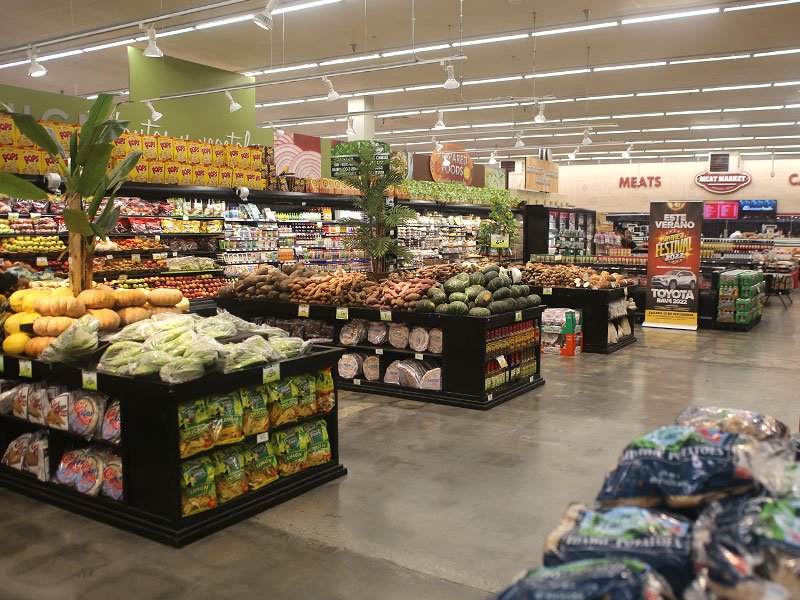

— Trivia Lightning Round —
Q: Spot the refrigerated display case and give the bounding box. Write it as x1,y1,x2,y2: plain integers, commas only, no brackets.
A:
523,206,596,260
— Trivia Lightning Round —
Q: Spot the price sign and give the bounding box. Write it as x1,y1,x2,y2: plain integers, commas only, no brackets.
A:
81,370,98,391
298,304,310,318
7,213,19,221
131,253,141,263
414,353,424,360
624,287,628,298
118,274,128,281
336,307,349,320
316,222,323,228
375,348,383,355
106,254,114,260
155,235,161,242
36,256,48,267
18,359,32,378
352,378,361,386
172,252,178,257
515,311,523,322
379,310,392,322
256,432,269,444
497,355,508,368
490,234,510,249
152,252,167,260
262,363,280,384
487,393,493,402
0,355,4,373
29,212,41,220
183,214,189,221
529,376,535,384
543,287,553,295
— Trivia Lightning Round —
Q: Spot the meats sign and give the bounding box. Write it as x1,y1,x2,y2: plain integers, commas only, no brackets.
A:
695,171,752,194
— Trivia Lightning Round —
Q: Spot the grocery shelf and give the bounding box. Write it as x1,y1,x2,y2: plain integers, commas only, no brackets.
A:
337,343,442,360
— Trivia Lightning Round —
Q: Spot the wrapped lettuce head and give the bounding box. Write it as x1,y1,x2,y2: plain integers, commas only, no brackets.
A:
40,315,100,363
150,313,198,330
160,357,206,384
107,318,159,343
195,316,238,340
97,341,143,375
219,335,279,374
215,310,288,338
270,337,312,359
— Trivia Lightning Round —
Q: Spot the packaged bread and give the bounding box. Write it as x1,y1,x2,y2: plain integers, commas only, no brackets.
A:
141,135,158,161
101,400,122,443
304,420,331,468
47,391,70,430
180,456,217,516
157,136,174,161
427,328,443,354
245,440,279,490
384,360,402,385
420,367,442,391
397,359,428,388
11,383,34,420
315,369,335,413
363,356,381,381
211,447,249,504
677,406,790,442
408,326,430,352
388,323,410,349
27,386,48,425
338,353,366,380
339,321,368,346
544,504,694,595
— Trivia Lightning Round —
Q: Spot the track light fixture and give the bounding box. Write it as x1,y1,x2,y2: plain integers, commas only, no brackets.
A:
271,122,285,137
622,144,633,159
145,100,163,122
142,26,163,58
253,0,280,30
515,132,525,148
534,103,547,124
581,129,593,145
225,91,242,113
27,47,47,78
322,76,340,101
567,146,580,161
442,62,459,90
442,154,451,167
489,152,498,165
346,117,355,136
433,138,443,152
434,110,446,130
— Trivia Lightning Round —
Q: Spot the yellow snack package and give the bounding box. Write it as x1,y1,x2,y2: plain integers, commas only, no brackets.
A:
44,153,59,174
233,169,246,188
250,147,264,169
239,147,252,170
0,149,21,173
245,170,261,190
225,145,241,169
141,135,158,162
165,162,181,185
126,133,143,156
178,165,194,186
205,167,220,187
157,136,174,162
200,142,213,167
0,115,14,147
212,144,226,167
218,167,234,188
174,139,188,163
187,141,202,165
148,161,166,184
51,123,76,152
19,150,42,175
13,123,34,148
192,166,208,187
130,162,149,183
112,133,128,159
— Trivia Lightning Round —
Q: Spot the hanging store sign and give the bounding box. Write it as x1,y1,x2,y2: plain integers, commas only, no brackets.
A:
644,201,703,332
525,157,559,193
430,144,474,186
694,171,752,194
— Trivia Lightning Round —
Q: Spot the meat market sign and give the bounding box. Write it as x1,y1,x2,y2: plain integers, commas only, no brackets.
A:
694,171,752,194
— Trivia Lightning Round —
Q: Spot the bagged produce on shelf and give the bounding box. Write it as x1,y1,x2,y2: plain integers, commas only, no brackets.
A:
101,452,123,501
304,420,331,468
267,378,300,427
337,352,367,379
219,335,280,373
271,336,311,359
130,350,174,376
142,325,196,355
21,431,49,481
98,341,143,374
68,390,107,438
178,399,215,459
491,558,675,600
0,384,20,416
676,406,790,442
245,440,279,490
2,432,33,470
180,456,218,516
39,314,100,363
101,400,122,443
207,392,244,446
160,357,206,384
315,369,335,413
183,336,224,367
273,426,309,476
211,447,249,504
618,317,632,338
544,504,694,594
195,315,238,339
240,387,270,436
339,320,368,346
367,322,389,345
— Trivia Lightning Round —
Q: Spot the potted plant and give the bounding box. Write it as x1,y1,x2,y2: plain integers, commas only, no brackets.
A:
338,143,417,277
0,94,141,292
477,193,521,260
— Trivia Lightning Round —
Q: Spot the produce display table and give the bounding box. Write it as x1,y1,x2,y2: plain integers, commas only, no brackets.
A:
0,346,346,547
527,287,636,354
218,299,546,410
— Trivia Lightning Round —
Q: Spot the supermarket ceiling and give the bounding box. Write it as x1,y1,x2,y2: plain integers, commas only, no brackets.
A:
2,0,800,163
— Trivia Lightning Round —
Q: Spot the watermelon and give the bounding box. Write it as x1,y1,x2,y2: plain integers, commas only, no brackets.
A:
449,301,469,315
444,276,469,294
469,307,491,318
416,299,436,313
435,303,450,314
492,287,512,301
510,285,523,298
449,292,468,303
528,294,542,306
487,277,506,292
469,272,485,286
489,301,505,315
465,285,485,301
475,291,493,307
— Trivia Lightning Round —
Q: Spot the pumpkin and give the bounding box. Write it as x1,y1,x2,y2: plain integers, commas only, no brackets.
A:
149,306,182,315
148,288,183,307
24,336,55,358
34,296,86,318
33,316,77,337
87,308,120,331
78,289,115,310
3,332,31,355
117,306,151,325
95,284,115,293
113,289,147,308
4,311,41,335
175,297,190,313
51,287,75,298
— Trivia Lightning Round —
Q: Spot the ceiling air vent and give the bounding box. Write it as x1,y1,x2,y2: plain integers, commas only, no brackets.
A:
708,152,740,173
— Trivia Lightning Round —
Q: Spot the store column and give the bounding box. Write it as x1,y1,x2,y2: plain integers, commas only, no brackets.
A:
347,97,375,141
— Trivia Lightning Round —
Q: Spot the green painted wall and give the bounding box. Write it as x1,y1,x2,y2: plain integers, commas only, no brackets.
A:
0,84,93,123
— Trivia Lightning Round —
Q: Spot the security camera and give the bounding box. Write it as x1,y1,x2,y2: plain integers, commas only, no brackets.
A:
43,172,62,192
235,186,250,200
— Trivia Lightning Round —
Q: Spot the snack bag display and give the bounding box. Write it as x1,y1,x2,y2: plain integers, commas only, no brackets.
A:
596,425,760,509
293,375,317,418
192,166,208,187
157,136,174,161
490,559,675,600
273,426,308,476
677,406,790,442
26,386,48,425
218,167,234,188
207,392,244,446
112,133,128,159
178,165,194,186
544,504,694,594
0,114,14,146
19,150,42,175
102,453,124,501
250,147,264,168
0,148,21,173
225,145,241,168
180,456,217,516
245,170,261,190
267,378,300,426
200,142,213,166
211,447,249,503
173,139,189,163
212,144,226,166
51,122,76,152
148,161,166,184
141,135,158,161
304,420,331,468
126,133,143,156
205,167,220,187
315,368,335,413
56,448,105,496
244,441,279,490
240,387,270,436
233,169,246,188
239,147,252,170
11,383,33,419
165,162,181,185
178,398,215,458
68,391,107,438
130,162,149,183
187,141,202,165
13,123,34,148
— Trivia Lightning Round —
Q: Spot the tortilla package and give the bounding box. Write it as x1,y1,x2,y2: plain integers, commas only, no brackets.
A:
55,448,105,496
544,504,694,594
68,391,107,438
244,441,279,490
177,398,215,458
207,392,244,446
491,558,676,600
694,496,800,599
273,426,309,476
211,447,249,504
180,456,218,516
596,425,761,509
240,386,270,436
21,431,49,482
100,400,122,443
2,433,33,470
677,406,790,442
101,452,123,501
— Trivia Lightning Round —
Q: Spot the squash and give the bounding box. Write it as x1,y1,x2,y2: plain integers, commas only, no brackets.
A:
33,316,76,337
34,296,86,318
77,289,115,310
51,287,75,298
113,289,147,308
87,308,121,331
148,288,183,307
117,306,151,325
94,284,115,293
24,336,56,358
149,306,182,315
4,311,41,335
3,332,31,355
175,297,190,313
9,289,38,313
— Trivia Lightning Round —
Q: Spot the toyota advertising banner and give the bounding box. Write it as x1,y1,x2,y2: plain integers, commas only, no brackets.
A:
644,202,703,331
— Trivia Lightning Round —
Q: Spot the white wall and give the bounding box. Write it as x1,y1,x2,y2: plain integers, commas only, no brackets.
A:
557,158,800,213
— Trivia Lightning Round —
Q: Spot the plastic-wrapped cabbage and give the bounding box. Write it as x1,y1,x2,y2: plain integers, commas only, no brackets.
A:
107,319,159,343
219,336,280,374
130,351,174,376
195,316,238,339
183,335,224,367
142,327,195,356
215,310,288,338
97,341,143,375
160,357,206,384
271,337,312,359
40,315,100,363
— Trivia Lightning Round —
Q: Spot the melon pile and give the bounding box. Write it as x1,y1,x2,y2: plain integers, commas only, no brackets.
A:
415,264,542,317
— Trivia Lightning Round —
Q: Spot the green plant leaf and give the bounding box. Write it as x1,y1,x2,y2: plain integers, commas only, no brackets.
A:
75,142,113,197
11,114,65,158
94,202,120,238
63,208,96,237
106,151,141,191
68,130,78,174
96,119,129,145
0,173,48,200
76,94,115,166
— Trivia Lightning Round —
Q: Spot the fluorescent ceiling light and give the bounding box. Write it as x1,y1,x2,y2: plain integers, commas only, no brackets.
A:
560,116,611,122
741,121,796,127
666,109,722,115
320,53,380,66
755,135,800,139
455,34,529,47
670,54,750,65
156,27,196,38
621,8,720,25
724,105,785,112
643,127,691,132
754,48,800,57
196,14,254,29
594,61,666,72
257,99,306,107
275,0,343,14
469,103,519,110
473,122,515,128
353,88,404,97
529,69,590,79
709,137,755,141
83,38,136,52
377,110,421,118
0,59,30,70
785,104,800,109
242,71,263,76
534,22,618,36
462,75,524,86
702,83,772,92
263,63,319,74
691,124,740,129
614,112,665,119
541,98,576,104
404,83,443,91
381,44,451,57
638,89,700,96
596,129,641,134
39,49,83,61
585,94,635,101
774,81,800,87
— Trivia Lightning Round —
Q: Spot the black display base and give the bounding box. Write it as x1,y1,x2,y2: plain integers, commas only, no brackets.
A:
339,376,545,410
586,335,637,354
714,316,762,332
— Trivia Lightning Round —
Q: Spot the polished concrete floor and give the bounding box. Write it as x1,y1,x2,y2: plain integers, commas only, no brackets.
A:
1,302,798,599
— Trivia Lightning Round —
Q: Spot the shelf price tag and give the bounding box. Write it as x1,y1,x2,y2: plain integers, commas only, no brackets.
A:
414,353,424,360
262,363,280,384
106,254,114,260
529,376,535,384
487,393,493,402
35,256,48,267
543,287,553,295
298,304,310,318
375,348,383,355
336,307,349,320
81,370,98,391
256,432,270,444
0,355,4,373
131,253,141,263
152,252,167,260
155,235,161,242
7,213,19,221
497,355,508,368
379,309,392,322
118,274,128,281
515,311,523,322
183,214,189,221
29,212,41,220
18,359,32,378
172,251,178,257
352,378,361,386
624,287,628,298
